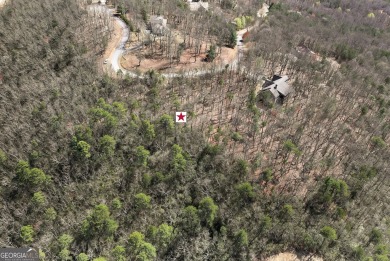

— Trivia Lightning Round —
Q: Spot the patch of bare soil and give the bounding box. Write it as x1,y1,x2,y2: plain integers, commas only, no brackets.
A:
121,41,237,73
264,252,323,261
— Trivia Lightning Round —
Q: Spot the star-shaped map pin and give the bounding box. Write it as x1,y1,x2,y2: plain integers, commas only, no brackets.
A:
176,112,187,122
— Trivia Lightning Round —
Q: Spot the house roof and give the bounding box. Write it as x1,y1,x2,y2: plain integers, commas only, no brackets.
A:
188,1,209,11
91,0,106,4
271,75,288,82
275,80,291,96
263,84,280,98
150,15,168,35
262,75,292,99
150,15,167,25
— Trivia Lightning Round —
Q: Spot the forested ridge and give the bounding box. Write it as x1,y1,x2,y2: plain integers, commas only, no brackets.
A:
0,0,389,261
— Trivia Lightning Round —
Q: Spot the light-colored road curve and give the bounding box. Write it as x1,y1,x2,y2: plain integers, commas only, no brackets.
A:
107,5,268,79
108,19,244,78
110,18,130,74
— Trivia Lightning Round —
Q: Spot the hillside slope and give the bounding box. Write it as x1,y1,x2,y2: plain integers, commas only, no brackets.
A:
0,0,389,260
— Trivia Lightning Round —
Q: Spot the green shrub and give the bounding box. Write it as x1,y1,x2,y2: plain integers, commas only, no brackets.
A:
284,139,302,156
76,140,91,159
236,182,255,202
81,204,118,238
134,193,151,210
335,44,358,61
281,204,295,221
112,245,125,261
269,3,285,12
320,177,350,204
140,120,156,141
374,244,388,255
206,45,217,62
31,191,46,206
58,234,74,249
89,99,126,129
20,225,34,243
112,198,122,210
234,229,248,248
262,168,273,182
374,255,389,261
44,207,57,221
16,161,51,187
142,173,152,187
159,114,175,133
181,206,201,235
76,253,89,261
39,249,46,260
231,132,244,142
199,197,218,227
320,226,337,241
0,149,7,165
93,258,107,261
59,249,71,261
128,231,156,261
227,27,237,48
371,136,386,148
370,228,383,244
136,146,150,167
336,207,347,220
149,223,174,249
234,17,243,30
234,159,249,178
172,144,186,171
99,135,116,156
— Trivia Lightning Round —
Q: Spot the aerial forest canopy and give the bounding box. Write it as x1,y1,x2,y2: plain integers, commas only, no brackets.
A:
0,0,389,260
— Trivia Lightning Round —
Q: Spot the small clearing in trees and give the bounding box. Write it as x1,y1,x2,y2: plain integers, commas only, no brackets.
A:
264,252,323,261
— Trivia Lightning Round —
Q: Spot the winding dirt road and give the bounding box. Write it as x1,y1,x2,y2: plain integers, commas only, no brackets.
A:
107,4,268,78
108,20,244,78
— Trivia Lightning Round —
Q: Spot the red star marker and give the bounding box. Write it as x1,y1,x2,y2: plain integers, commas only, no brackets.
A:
178,113,185,121
176,112,187,122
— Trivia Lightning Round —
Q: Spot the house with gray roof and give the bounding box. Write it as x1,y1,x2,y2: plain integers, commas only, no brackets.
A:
187,0,209,11
90,0,106,4
149,15,169,35
261,75,292,103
